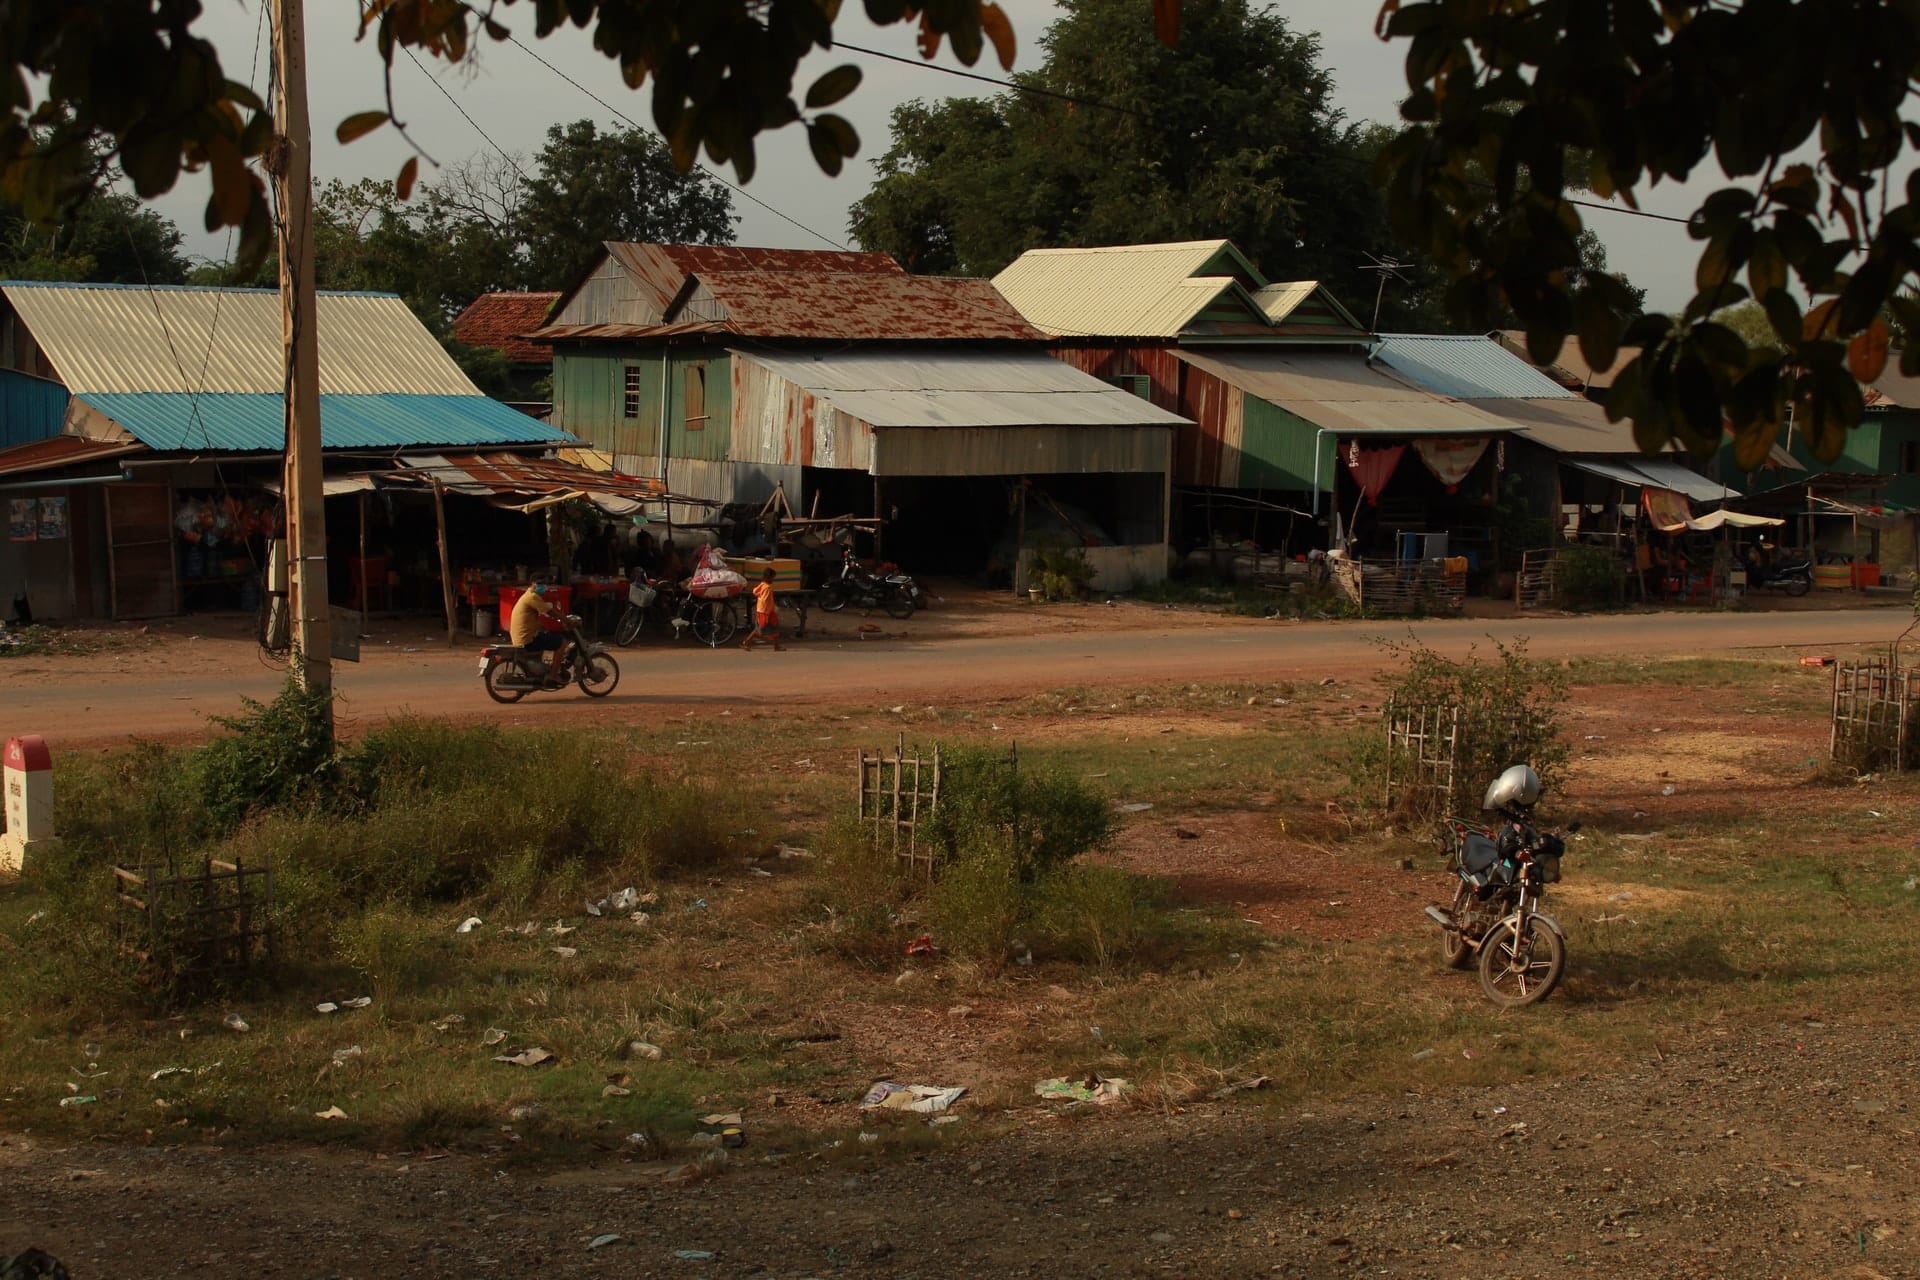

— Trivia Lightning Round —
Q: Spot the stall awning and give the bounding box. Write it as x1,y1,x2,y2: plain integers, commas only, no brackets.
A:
386,452,667,516
1568,457,1738,503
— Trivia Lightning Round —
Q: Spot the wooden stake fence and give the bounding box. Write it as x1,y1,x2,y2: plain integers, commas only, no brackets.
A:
113,858,276,973
857,736,942,874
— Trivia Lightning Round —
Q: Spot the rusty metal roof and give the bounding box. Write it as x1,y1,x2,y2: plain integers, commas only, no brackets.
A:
530,320,730,342
388,451,665,514
452,292,560,364
653,245,901,276
1173,348,1514,435
688,273,1041,341
0,433,146,478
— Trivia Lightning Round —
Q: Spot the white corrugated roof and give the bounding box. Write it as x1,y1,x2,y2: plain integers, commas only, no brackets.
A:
734,349,1191,430
1172,348,1514,435
992,242,1243,338
2,283,480,396
1249,282,1319,324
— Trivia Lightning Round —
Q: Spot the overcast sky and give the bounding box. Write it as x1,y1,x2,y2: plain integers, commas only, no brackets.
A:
154,0,1710,310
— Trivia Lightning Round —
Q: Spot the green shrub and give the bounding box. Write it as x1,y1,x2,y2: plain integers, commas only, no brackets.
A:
196,679,339,830
925,837,1024,969
1554,544,1627,610
922,744,1114,881
1029,539,1095,600
1365,638,1570,824
1029,863,1164,969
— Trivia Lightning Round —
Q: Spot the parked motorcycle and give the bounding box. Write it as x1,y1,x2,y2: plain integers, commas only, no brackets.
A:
818,548,917,619
480,614,620,703
1425,765,1579,1006
611,577,740,648
1743,546,1813,596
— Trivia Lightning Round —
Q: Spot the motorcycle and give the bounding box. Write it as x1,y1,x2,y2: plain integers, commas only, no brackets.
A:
818,548,917,619
1743,547,1813,596
1424,764,1580,1006
479,613,620,703
611,576,741,649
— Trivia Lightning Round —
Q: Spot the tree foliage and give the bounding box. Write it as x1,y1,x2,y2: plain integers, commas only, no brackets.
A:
1375,0,1920,465
0,190,189,284
852,0,1371,285
0,0,1018,274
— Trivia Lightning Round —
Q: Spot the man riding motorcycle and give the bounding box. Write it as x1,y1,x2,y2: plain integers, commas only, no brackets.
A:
510,580,570,687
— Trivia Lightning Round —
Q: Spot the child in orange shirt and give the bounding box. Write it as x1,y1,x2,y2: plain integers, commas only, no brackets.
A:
741,567,783,651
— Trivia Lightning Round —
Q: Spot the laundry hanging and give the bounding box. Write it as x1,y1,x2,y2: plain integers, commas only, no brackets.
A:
1412,438,1491,493
1344,441,1407,505
1641,487,1693,533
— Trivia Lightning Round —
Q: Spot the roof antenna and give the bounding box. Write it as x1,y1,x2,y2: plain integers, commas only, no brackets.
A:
1358,252,1410,334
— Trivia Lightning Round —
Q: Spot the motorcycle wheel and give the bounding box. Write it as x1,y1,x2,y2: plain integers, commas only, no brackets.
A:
817,582,850,613
1786,573,1811,598
613,605,645,647
1441,882,1474,970
580,652,619,697
483,658,527,704
1477,914,1565,1006
882,586,915,620
693,600,739,647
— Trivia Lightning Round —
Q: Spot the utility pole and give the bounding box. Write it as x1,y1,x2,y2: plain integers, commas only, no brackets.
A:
271,0,333,723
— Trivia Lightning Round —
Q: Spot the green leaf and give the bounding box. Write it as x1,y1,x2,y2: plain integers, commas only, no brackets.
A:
807,121,844,177
814,112,858,159
804,65,862,110
1573,287,1621,376
335,111,389,145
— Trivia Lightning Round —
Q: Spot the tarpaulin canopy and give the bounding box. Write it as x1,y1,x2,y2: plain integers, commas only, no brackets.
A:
1643,486,1785,533
1683,508,1785,532
1570,457,1738,503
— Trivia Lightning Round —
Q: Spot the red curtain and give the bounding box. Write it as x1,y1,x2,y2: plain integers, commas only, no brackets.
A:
1344,441,1406,505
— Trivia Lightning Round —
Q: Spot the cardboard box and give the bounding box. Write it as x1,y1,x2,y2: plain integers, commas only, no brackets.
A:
728,557,804,592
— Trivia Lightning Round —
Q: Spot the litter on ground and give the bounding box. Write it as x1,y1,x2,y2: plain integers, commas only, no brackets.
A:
859,1082,969,1114
1034,1075,1132,1106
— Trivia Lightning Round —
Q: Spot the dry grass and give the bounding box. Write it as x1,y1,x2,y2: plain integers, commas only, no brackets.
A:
0,658,1913,1159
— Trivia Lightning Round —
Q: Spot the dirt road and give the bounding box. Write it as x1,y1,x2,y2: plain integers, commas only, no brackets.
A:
2,1015,1911,1278
2,605,1906,748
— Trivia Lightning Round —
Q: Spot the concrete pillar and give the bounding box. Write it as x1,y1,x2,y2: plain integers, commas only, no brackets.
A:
2,735,53,873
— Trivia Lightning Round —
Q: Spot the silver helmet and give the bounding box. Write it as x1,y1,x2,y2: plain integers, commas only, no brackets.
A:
1483,764,1542,811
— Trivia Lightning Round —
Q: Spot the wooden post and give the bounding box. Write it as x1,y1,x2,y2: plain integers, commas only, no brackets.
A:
892,733,904,863
431,479,457,646
357,489,369,628
1014,480,1026,598
271,0,332,719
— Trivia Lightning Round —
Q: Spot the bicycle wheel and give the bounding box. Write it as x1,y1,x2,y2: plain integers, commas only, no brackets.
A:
613,605,645,647
692,600,739,647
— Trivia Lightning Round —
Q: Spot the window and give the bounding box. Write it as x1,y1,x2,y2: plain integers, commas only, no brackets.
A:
685,363,708,430
1106,373,1151,400
1902,440,1920,474
623,365,641,420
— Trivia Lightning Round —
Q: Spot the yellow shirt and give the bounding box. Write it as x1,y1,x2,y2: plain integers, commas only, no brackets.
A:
510,589,557,646
752,580,778,620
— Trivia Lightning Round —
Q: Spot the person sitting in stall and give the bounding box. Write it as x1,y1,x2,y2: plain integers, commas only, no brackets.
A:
632,528,660,577
511,578,570,686
659,539,684,582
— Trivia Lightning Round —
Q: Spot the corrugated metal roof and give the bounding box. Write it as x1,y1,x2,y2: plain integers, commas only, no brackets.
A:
1250,281,1365,332
686,272,1039,341
1459,395,1637,455
1372,334,1577,400
1570,457,1738,502
1,283,482,396
1171,349,1514,435
76,392,572,452
734,349,1190,430
0,433,146,478
993,242,1248,338
1866,367,1920,409
1494,330,1639,391
530,320,729,342
654,245,902,276
391,451,664,501
452,292,559,364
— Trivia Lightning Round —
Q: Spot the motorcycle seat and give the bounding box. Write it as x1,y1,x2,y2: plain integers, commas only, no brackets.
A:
1460,833,1500,875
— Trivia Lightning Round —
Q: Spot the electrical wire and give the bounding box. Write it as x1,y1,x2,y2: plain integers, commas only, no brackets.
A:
503,33,851,250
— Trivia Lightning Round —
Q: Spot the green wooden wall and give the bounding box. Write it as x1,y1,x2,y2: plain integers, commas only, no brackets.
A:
551,347,732,464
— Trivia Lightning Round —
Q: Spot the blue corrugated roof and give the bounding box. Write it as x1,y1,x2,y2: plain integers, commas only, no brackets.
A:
76,393,571,452
1371,334,1576,400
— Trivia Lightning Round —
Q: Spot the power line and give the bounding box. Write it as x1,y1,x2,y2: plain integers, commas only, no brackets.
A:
830,40,1143,118
403,44,532,184
502,33,850,250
